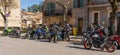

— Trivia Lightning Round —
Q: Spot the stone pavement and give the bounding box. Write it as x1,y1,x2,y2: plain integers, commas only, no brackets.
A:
0,36,119,55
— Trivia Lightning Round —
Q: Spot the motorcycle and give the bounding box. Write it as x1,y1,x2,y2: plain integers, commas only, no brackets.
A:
48,27,62,43
111,35,120,49
33,29,49,40
33,29,42,40
2,29,12,36
83,29,116,52
10,28,21,38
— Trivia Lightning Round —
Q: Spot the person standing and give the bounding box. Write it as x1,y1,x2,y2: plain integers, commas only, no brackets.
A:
63,23,72,42
49,22,61,43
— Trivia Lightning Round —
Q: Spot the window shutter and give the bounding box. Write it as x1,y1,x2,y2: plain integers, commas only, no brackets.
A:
73,0,77,8
51,3,55,15
51,3,55,10
47,3,56,15
80,0,84,8
47,3,52,15
47,3,51,9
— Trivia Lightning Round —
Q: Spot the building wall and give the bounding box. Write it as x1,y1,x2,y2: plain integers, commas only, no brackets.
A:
0,0,21,28
89,7,108,27
44,16,75,27
21,12,43,28
72,8,88,31
44,0,74,10
88,1,120,34
44,0,88,33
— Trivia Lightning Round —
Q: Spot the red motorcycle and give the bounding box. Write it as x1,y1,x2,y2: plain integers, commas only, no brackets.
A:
111,35,120,49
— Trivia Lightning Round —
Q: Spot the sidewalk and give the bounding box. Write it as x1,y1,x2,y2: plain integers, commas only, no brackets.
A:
69,35,83,42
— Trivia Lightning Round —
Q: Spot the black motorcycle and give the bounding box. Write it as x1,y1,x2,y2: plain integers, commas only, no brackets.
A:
83,30,116,52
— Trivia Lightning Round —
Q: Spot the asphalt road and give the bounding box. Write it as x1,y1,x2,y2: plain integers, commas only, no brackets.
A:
0,36,119,55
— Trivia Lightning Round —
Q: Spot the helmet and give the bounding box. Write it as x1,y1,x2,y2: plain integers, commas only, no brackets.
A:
97,24,100,27
54,22,58,25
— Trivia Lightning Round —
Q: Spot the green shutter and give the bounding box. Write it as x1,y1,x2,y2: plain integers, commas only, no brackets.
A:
51,3,55,10
80,0,84,8
47,3,51,15
47,3,55,15
51,3,55,15
73,0,77,8
47,3,51,9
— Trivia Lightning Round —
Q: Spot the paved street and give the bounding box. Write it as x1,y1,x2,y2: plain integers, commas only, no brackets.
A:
0,36,119,55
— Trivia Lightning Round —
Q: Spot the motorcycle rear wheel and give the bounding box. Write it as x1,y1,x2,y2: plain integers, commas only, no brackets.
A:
105,41,116,52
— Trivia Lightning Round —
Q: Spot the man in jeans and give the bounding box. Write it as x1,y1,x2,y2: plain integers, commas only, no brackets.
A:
49,22,61,43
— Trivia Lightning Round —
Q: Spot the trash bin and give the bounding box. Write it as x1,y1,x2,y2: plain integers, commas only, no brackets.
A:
73,27,77,36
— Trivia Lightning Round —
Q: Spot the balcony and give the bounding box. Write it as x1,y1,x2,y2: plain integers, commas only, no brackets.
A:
87,0,120,7
87,0,109,5
44,9,72,16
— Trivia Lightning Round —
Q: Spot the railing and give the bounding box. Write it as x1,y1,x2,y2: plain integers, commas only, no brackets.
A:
44,9,72,16
87,0,109,5
87,0,120,5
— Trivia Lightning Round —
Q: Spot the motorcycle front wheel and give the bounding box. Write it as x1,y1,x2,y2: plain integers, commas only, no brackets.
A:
83,38,92,49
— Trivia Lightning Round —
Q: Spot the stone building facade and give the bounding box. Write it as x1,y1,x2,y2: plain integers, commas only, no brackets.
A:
87,0,120,34
21,11,43,28
43,0,120,35
43,0,87,34
0,0,21,30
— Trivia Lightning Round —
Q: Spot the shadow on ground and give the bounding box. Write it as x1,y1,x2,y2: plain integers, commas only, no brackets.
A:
67,46,107,52
34,39,50,42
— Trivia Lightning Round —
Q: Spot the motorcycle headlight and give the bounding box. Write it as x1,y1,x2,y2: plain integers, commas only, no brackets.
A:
84,33,87,36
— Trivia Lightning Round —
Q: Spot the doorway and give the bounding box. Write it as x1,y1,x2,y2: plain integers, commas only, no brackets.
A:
117,17,120,35
78,18,83,35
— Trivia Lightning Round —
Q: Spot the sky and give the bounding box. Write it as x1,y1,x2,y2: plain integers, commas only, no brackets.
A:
20,0,44,10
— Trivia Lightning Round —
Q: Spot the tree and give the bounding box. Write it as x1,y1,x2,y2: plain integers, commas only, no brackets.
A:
27,4,42,12
55,0,71,41
27,7,32,12
108,0,118,35
55,0,70,27
22,8,26,11
0,0,18,30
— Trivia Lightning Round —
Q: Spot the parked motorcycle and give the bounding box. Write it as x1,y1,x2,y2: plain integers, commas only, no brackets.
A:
33,28,49,40
111,35,120,49
9,28,21,38
83,28,116,52
2,29,12,36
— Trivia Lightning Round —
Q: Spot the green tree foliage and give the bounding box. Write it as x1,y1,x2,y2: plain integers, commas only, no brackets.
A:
27,4,42,12
22,8,26,11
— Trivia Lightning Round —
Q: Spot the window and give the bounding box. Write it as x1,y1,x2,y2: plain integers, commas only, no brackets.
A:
46,3,55,15
117,0,120,2
73,0,84,8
